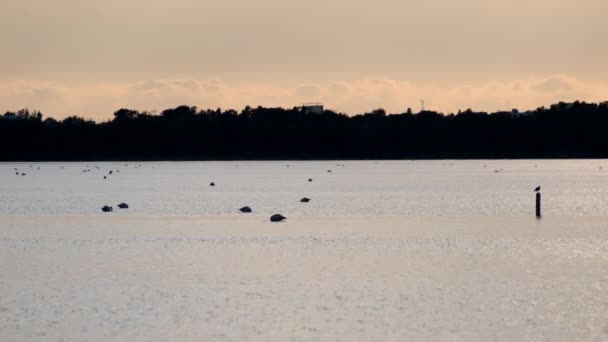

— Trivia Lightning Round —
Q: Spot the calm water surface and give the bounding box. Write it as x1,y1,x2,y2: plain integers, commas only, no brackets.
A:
1,160,608,341
1,160,608,216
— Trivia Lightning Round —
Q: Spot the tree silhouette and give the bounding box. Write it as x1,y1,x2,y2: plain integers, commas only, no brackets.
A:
1,101,608,160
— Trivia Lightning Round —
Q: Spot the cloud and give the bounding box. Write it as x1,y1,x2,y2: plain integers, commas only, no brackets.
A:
295,84,322,99
532,75,584,93
0,75,607,120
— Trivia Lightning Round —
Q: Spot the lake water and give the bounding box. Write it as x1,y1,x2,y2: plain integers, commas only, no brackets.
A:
2,159,608,217
1,160,608,341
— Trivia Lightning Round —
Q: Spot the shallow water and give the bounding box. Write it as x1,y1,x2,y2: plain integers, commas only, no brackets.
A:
2,160,608,216
1,160,608,341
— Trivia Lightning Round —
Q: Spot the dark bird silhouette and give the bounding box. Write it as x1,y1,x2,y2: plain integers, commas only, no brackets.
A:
210,182,215,187
239,206,252,213
308,178,312,182
300,197,311,203
270,214,286,222
117,203,129,209
101,205,113,212
534,186,541,192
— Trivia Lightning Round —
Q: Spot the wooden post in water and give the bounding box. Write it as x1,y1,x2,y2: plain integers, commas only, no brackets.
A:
535,192,541,218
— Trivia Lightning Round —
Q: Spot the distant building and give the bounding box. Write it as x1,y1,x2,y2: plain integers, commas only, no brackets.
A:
2,112,17,120
300,103,324,114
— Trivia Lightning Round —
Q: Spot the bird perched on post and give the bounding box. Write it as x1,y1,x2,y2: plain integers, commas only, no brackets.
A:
534,186,541,192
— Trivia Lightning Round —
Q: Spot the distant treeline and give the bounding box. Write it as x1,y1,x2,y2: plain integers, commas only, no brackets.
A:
2,101,608,160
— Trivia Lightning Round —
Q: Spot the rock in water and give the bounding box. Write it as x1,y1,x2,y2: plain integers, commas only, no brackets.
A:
239,206,252,213
300,197,311,203
101,205,113,212
117,203,129,209
270,214,286,222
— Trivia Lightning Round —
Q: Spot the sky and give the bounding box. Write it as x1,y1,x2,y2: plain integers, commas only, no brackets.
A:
1,0,607,119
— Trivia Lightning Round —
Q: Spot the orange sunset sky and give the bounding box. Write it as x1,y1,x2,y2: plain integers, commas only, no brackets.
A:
1,0,607,119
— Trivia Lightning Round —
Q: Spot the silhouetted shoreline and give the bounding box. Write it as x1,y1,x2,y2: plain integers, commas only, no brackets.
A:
2,101,608,161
